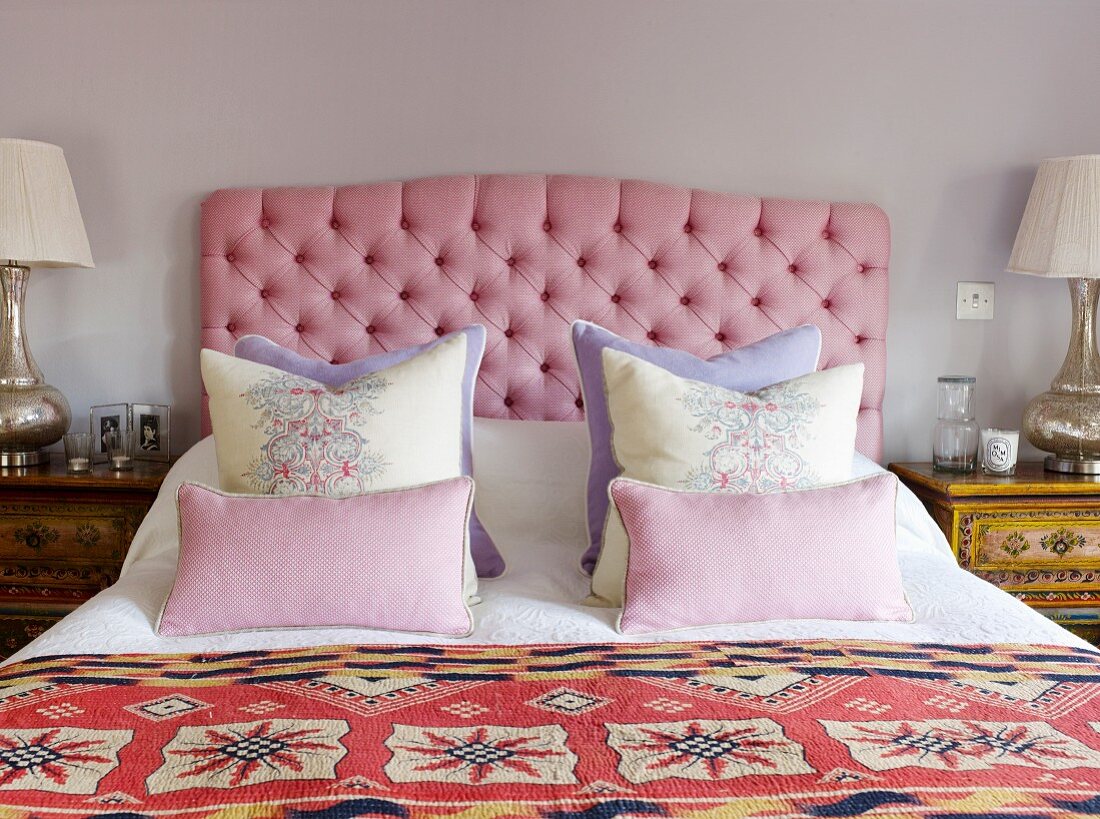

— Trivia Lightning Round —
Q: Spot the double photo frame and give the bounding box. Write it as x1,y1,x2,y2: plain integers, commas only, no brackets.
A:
89,403,171,463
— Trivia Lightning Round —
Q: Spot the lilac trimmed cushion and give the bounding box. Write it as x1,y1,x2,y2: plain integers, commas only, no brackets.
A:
611,474,912,635
234,326,504,578
572,320,822,573
157,478,475,637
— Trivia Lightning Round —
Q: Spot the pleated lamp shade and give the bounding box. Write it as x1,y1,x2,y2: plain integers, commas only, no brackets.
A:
0,139,93,268
1008,155,1100,278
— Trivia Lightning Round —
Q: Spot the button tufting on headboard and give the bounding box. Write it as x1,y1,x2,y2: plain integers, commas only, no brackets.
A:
200,174,890,458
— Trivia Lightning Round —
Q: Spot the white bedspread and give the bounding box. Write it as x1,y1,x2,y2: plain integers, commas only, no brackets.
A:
7,420,1090,663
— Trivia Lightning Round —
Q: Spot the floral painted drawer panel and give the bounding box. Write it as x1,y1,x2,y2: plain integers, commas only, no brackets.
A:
961,508,1100,596
967,512,1100,568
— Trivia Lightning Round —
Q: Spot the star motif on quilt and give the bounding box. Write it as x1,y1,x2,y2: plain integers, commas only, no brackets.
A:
678,381,820,492
606,718,814,784
384,723,578,786
0,727,133,793
526,687,611,716
242,370,390,496
822,719,1100,772
145,719,349,793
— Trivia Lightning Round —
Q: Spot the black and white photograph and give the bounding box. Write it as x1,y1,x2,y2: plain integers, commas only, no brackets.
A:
100,416,120,450
131,403,171,462
139,414,159,451
88,404,129,463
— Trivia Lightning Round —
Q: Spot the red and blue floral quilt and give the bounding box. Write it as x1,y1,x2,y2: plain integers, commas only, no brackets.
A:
3,639,1100,817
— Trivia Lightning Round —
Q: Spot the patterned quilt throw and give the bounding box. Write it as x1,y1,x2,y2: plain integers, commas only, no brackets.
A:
3,640,1100,817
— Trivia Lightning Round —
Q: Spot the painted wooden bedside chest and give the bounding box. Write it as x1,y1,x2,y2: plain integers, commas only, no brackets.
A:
0,458,169,658
890,461,1100,643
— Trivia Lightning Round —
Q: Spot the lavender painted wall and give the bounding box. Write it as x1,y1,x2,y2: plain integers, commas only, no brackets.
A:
2,0,1098,460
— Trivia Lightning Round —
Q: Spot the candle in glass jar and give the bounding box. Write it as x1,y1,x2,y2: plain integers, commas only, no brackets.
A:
110,455,132,470
63,432,93,473
981,428,1020,475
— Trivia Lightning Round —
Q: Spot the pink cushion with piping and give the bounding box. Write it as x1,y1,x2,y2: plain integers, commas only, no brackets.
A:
158,478,474,637
612,473,912,634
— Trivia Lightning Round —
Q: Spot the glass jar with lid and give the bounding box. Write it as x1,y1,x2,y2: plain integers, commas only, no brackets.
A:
933,375,980,472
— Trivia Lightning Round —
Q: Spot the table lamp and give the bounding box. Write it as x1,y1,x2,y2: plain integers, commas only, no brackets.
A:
1008,154,1100,473
0,139,94,466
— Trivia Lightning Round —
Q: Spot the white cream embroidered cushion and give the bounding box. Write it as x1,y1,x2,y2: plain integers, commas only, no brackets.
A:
201,333,477,599
589,348,864,606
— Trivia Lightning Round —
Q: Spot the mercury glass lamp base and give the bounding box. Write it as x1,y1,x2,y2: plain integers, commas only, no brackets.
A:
1024,279,1100,477
0,264,72,461
1044,454,1100,475
0,449,49,467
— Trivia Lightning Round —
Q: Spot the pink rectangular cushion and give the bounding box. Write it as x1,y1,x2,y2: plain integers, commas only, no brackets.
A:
611,474,912,635
158,478,475,637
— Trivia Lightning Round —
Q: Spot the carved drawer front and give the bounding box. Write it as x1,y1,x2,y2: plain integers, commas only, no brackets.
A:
959,508,1100,601
0,502,145,594
0,502,139,561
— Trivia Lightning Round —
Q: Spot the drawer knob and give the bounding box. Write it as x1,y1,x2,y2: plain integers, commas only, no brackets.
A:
1040,527,1085,558
13,522,60,551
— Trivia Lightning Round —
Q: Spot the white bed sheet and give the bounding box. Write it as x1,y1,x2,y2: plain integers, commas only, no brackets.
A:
7,420,1092,663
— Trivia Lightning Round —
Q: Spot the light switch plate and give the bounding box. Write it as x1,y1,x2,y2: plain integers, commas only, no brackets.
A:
957,281,995,320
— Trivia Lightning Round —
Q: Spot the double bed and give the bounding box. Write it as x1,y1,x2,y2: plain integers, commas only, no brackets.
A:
2,175,1099,817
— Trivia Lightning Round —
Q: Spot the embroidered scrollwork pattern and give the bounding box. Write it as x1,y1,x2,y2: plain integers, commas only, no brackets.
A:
242,371,391,496
678,381,821,493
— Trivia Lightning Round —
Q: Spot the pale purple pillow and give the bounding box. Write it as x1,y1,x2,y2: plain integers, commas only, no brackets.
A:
158,478,475,637
234,326,504,578
572,321,822,573
611,474,912,635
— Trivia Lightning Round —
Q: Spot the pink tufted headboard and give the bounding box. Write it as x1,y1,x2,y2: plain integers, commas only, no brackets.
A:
201,175,889,458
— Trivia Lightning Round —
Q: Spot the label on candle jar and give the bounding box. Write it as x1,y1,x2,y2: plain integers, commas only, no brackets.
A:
981,429,1019,475
987,438,1011,469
